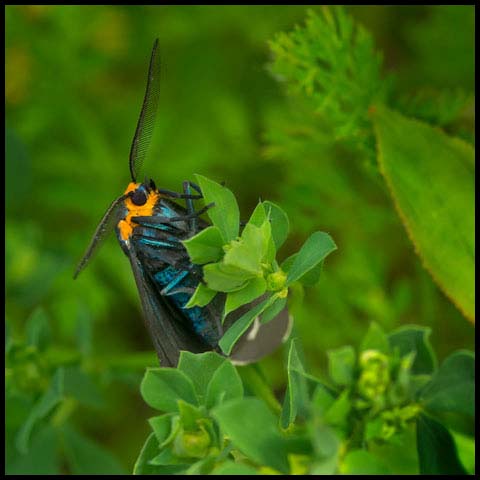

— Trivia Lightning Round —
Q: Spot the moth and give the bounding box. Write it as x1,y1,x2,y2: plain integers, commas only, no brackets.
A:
74,39,290,366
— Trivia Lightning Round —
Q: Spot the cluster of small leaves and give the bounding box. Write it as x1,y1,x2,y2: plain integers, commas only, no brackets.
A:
269,6,389,156
5,307,152,474
183,174,337,355
135,324,474,474
268,6,473,160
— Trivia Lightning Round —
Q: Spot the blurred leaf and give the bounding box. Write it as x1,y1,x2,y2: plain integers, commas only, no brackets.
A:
285,232,337,286
224,277,267,317
416,414,466,475
63,366,104,409
212,461,259,475
373,105,475,322
360,322,390,354
182,226,224,265
25,307,51,351
16,368,64,454
340,450,390,474
219,294,274,355
177,351,226,404
140,368,198,413
205,360,244,409
323,390,351,428
420,351,474,436
451,430,475,474
281,338,309,428
62,425,126,475
212,398,289,473
195,175,239,243
263,200,289,250
7,425,60,475
327,346,355,386
388,325,436,375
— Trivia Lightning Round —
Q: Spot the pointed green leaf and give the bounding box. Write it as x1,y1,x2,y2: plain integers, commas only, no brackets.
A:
203,262,252,292
281,338,309,428
420,351,474,436
182,226,224,265
177,351,226,404
224,278,267,317
285,232,337,286
195,175,239,242
264,200,289,250
219,295,274,355
140,368,198,412
206,360,244,409
373,105,474,322
360,322,390,354
212,398,289,473
416,414,467,475
327,346,355,386
185,283,217,308
388,325,436,375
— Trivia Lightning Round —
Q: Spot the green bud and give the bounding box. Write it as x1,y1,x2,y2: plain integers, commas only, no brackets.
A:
173,424,211,459
358,349,390,400
266,270,287,291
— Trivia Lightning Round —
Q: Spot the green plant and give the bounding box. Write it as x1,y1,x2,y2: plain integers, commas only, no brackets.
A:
135,324,474,474
182,175,336,355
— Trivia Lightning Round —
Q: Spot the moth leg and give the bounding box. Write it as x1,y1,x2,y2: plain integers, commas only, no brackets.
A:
156,187,202,200
183,181,197,232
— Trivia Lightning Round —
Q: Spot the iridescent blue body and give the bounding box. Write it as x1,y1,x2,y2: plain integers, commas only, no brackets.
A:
116,193,223,348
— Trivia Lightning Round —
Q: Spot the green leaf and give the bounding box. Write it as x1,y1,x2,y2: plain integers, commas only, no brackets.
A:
205,360,244,409
416,414,467,475
7,425,60,475
285,232,337,286
263,200,289,250
25,307,51,351
282,254,324,287
140,368,198,412
195,175,239,242
388,325,437,375
148,414,175,444
248,202,267,227
62,425,126,475
63,366,104,409
224,278,267,317
212,461,259,475
16,368,65,454
360,322,390,354
223,223,267,275
420,351,474,436
340,450,390,475
133,433,187,475
177,351,226,403
203,262,252,292
212,398,289,473
373,105,474,322
219,295,274,355
185,283,217,308
281,338,310,428
182,226,224,265
323,390,351,428
260,296,287,325
327,346,355,386
451,431,475,474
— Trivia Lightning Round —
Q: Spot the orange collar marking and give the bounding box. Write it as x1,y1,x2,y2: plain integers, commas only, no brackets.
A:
118,182,160,241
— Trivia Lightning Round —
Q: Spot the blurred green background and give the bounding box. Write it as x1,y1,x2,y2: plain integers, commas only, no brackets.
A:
6,5,474,474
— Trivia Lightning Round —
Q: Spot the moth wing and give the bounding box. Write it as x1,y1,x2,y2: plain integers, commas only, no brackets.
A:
128,243,210,367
